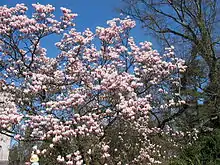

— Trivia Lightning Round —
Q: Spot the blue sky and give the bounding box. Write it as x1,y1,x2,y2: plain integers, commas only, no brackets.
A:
0,0,157,57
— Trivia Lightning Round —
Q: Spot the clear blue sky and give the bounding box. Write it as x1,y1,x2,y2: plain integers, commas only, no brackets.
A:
0,0,157,57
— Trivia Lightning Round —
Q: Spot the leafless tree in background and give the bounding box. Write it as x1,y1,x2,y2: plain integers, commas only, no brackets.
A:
120,0,220,129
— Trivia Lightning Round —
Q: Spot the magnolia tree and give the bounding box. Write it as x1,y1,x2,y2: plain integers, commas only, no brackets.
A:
0,3,191,165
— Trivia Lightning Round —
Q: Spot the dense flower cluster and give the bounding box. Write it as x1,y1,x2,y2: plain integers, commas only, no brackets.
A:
0,3,188,165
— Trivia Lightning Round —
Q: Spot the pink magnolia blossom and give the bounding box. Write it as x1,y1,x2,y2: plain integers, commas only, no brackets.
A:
0,3,192,165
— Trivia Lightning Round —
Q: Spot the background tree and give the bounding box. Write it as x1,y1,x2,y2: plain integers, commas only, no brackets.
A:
120,0,220,163
121,0,220,131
